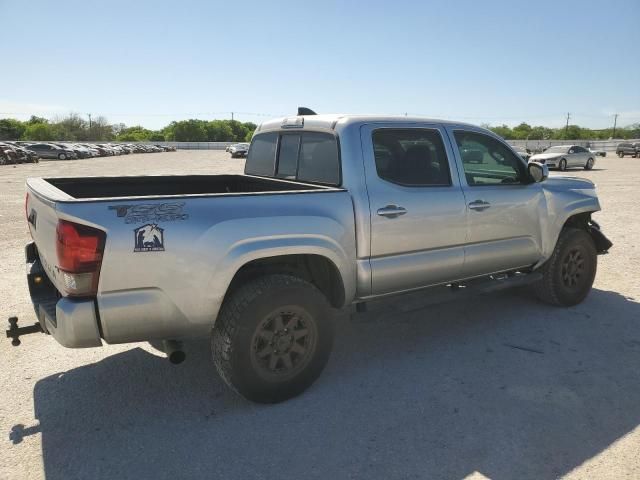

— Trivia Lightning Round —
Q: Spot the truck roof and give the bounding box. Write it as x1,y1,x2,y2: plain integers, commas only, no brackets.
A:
257,114,480,133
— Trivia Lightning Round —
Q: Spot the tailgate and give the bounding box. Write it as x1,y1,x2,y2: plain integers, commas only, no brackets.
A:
25,178,82,295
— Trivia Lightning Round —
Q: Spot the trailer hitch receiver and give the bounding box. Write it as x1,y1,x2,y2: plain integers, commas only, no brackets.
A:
6,317,43,346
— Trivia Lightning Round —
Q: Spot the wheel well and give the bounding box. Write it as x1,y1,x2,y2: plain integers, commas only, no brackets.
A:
225,254,346,308
563,212,591,231
562,212,611,253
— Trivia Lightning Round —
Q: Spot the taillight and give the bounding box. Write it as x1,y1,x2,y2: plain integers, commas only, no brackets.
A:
56,220,106,296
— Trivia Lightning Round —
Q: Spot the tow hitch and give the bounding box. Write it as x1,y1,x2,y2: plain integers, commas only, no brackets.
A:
5,317,43,346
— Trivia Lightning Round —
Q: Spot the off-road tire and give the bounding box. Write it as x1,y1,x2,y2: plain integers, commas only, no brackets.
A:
534,228,597,306
212,274,334,403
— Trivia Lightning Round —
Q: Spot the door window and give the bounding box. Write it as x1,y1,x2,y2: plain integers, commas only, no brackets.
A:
371,129,451,186
453,131,528,186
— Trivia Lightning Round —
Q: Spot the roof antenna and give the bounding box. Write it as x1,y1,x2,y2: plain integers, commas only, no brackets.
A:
297,107,317,116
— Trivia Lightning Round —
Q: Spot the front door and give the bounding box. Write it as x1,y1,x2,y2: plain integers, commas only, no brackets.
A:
445,127,545,278
361,124,468,295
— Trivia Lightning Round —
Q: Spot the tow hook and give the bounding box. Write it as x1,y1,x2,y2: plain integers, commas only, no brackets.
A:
5,317,43,346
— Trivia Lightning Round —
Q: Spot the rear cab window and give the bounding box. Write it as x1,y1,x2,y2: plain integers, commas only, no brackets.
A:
245,131,341,186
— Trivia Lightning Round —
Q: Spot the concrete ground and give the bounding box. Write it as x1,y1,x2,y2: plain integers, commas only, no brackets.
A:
0,151,639,480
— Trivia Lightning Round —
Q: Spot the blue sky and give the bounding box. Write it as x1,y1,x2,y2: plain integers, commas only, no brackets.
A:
1,0,638,130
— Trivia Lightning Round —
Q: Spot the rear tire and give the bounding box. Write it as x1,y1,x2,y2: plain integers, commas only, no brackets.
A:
534,228,597,307
212,274,334,403
559,158,567,171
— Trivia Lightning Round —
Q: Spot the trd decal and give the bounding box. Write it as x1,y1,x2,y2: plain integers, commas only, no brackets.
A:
109,203,188,224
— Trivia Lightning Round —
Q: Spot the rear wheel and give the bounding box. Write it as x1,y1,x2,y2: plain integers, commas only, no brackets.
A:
559,158,567,171
584,157,594,170
534,228,597,306
212,274,334,403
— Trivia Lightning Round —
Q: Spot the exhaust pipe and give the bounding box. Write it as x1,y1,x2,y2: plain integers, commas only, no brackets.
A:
162,340,186,364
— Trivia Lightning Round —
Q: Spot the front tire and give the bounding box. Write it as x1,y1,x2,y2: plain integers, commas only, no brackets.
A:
212,274,334,403
534,228,597,306
618,152,624,158
559,158,567,171
584,157,594,170
58,153,66,160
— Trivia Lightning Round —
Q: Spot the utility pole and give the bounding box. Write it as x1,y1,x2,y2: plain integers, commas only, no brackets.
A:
87,113,92,129
564,112,570,138
231,112,234,121
612,113,618,138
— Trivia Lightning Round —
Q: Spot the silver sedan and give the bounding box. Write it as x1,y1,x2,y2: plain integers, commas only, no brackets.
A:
529,145,595,171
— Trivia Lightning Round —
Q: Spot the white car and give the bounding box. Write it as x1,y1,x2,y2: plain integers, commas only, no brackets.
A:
529,145,595,171
229,143,249,158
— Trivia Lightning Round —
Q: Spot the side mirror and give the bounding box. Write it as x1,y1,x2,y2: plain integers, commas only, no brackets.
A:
528,162,548,183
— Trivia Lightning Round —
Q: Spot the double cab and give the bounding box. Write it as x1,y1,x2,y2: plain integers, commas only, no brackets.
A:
21,112,611,402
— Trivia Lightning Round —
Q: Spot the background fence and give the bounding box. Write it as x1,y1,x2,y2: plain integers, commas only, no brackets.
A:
505,139,638,153
88,139,640,153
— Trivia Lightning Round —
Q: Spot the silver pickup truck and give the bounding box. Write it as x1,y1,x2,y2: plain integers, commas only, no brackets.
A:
18,112,611,403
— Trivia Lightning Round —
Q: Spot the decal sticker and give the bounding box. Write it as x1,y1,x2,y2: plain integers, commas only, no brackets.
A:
133,224,165,252
109,203,188,224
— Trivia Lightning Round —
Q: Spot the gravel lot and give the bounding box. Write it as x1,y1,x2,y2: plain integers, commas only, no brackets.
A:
1,151,639,480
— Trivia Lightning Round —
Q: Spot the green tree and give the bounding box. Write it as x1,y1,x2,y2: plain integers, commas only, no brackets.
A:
27,115,48,125
171,119,208,141
23,123,56,140
512,122,532,140
117,125,154,141
0,118,26,140
205,120,233,141
149,132,165,141
489,124,513,139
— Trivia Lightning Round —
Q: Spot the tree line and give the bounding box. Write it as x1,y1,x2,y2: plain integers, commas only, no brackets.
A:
483,122,640,141
1,115,638,143
0,115,257,143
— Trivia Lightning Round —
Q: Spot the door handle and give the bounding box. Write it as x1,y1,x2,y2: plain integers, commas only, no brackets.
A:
377,205,407,218
468,200,491,211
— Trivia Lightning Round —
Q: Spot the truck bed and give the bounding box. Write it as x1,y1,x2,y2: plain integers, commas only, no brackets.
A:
38,174,332,200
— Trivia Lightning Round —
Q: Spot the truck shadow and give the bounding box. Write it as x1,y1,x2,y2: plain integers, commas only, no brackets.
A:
18,288,640,479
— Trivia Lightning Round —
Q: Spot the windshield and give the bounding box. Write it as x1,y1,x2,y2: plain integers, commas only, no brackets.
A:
545,146,569,154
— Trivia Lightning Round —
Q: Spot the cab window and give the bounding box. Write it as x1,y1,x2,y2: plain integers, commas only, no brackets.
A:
372,129,451,186
454,131,528,186
245,131,341,186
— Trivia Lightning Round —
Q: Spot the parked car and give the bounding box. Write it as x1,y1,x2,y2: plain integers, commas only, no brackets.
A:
229,142,249,158
0,143,19,164
24,143,77,160
616,142,639,158
16,113,612,404
512,146,531,161
588,148,606,157
59,143,93,159
529,145,595,171
6,143,40,163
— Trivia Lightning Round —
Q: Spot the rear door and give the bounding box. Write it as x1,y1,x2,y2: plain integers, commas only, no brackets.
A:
360,123,468,295
445,126,544,277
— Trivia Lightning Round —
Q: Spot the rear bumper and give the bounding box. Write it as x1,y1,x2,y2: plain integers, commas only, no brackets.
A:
26,242,102,348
